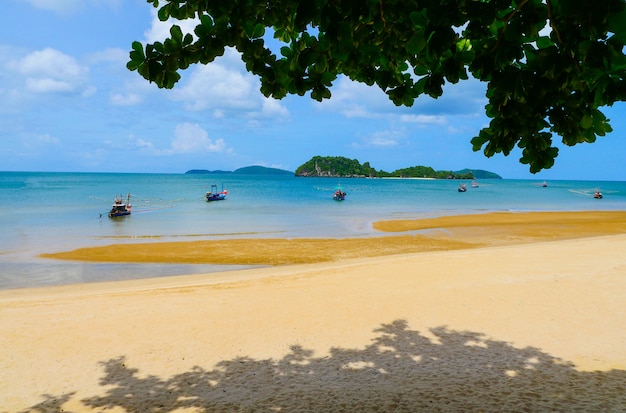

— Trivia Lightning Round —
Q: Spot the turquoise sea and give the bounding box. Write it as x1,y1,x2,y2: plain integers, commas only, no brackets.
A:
1,171,625,290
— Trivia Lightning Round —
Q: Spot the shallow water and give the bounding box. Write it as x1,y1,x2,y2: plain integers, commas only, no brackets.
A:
1,172,624,289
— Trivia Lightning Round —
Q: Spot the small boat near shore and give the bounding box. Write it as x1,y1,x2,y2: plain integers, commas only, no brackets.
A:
206,184,227,202
108,193,132,218
458,184,467,192
333,184,347,201
594,189,603,199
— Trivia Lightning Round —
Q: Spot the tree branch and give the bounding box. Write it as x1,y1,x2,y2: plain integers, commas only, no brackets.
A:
546,0,564,44
492,0,529,52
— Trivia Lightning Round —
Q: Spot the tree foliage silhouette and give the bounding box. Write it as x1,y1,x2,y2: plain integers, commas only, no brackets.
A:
129,0,626,172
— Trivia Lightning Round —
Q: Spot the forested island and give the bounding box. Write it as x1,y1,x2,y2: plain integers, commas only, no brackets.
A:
294,156,501,179
187,158,502,179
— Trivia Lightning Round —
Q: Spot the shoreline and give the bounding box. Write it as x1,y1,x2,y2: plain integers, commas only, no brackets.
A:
2,211,626,411
39,210,626,265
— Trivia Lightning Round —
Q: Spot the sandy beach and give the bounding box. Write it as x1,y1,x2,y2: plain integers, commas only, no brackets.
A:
2,211,626,412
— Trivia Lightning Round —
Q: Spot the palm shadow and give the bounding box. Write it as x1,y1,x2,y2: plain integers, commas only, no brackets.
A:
20,320,626,412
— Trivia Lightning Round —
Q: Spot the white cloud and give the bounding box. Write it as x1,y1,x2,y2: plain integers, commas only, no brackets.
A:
18,0,120,15
249,98,289,119
167,49,289,121
170,56,257,112
400,114,446,125
19,133,61,151
103,134,157,152
261,98,289,118
87,47,128,65
134,137,154,149
141,13,289,122
110,92,142,106
24,78,74,93
316,73,488,123
10,48,90,95
18,0,83,14
143,8,199,44
353,130,405,148
34,133,60,146
107,74,159,107
367,136,399,147
318,77,391,118
168,123,227,154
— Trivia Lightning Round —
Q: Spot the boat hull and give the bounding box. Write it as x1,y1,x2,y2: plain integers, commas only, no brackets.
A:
206,184,227,202
206,195,226,201
109,211,131,218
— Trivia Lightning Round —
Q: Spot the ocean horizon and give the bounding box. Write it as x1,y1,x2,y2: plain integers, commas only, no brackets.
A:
1,171,625,290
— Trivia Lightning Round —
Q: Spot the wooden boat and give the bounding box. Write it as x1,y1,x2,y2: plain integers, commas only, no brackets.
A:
206,184,227,201
333,184,346,201
108,193,132,218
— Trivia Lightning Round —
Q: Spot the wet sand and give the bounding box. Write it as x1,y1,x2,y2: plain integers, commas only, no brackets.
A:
39,211,626,265
2,211,626,412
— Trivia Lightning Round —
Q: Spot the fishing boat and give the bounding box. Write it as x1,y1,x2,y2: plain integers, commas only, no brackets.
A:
108,193,132,218
333,184,347,201
206,184,227,202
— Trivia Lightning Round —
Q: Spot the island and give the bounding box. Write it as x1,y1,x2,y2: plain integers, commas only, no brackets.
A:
294,156,502,179
185,166,293,176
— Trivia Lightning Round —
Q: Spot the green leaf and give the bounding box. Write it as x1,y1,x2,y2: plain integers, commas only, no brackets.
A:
126,60,140,71
128,0,624,173
280,46,292,58
608,9,626,40
406,32,426,55
580,113,593,129
127,41,146,71
170,25,183,44
131,41,144,56
409,11,427,29
252,23,265,38
456,38,472,52
157,4,170,21
183,33,193,46
536,36,554,49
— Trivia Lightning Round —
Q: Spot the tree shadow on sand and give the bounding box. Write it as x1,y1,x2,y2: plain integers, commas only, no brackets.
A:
21,320,626,412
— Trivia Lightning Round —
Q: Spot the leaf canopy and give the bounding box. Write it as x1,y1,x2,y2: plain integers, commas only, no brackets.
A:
128,0,626,173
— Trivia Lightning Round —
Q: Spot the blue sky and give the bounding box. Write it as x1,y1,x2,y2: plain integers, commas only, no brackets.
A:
1,0,624,179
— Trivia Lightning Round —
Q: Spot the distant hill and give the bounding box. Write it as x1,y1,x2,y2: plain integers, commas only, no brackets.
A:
185,169,232,174
295,156,377,177
233,166,293,175
455,169,502,179
295,156,502,179
185,166,293,175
